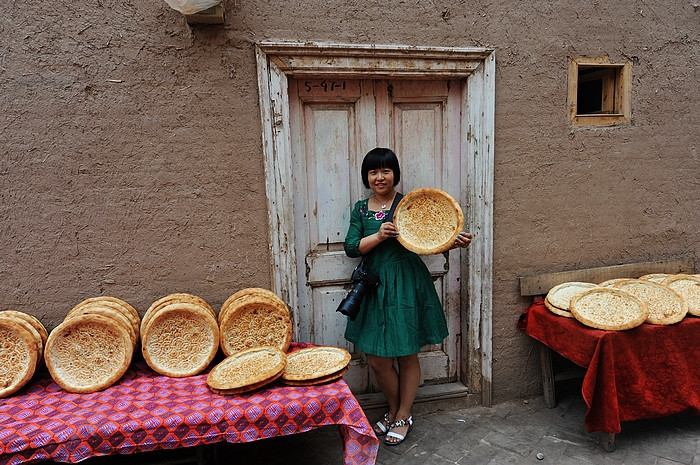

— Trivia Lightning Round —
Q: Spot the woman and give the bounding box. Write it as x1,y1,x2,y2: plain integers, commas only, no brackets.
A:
343,147,472,446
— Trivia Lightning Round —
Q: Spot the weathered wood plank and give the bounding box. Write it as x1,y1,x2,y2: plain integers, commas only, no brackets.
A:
519,257,695,297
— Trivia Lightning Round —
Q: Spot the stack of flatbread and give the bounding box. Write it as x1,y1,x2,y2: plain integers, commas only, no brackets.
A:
0,310,47,398
544,272,699,330
45,296,139,393
544,282,598,317
281,346,351,386
394,188,464,255
218,288,292,357
612,279,687,325
660,274,700,317
207,346,286,395
141,293,219,378
570,287,648,331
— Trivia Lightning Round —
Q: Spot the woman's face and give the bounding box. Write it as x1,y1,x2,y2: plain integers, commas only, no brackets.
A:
367,167,395,196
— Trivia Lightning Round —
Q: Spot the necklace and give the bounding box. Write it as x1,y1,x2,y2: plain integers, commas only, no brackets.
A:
377,193,395,210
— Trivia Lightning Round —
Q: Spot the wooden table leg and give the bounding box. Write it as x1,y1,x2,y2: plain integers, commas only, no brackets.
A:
602,432,616,452
539,343,557,408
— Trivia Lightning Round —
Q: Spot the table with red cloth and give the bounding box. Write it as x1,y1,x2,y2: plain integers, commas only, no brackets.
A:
0,343,378,465
518,299,700,434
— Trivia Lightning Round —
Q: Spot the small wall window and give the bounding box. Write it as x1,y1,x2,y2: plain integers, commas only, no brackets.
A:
568,57,631,127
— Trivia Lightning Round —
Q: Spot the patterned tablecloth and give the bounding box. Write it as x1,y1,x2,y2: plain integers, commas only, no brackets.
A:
0,344,378,465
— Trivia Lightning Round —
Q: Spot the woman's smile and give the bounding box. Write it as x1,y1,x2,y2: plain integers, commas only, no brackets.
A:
368,168,395,195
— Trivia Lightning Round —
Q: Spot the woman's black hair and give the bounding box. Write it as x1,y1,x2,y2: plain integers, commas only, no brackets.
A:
361,147,401,189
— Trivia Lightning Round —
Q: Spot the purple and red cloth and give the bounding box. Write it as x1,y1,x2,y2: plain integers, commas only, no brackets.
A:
518,299,700,433
0,343,378,465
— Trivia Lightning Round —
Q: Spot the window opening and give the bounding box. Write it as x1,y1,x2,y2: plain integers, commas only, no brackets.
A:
568,57,631,127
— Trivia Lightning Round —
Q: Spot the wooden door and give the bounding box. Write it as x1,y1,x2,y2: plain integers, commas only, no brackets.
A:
289,78,465,393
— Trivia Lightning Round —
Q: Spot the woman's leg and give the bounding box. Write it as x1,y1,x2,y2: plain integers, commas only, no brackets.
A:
368,354,400,420
386,353,420,444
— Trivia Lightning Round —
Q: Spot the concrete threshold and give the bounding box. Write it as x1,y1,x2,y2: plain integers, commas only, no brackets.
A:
355,382,481,417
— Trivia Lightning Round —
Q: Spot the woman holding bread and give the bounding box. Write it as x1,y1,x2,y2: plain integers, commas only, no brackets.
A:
342,147,472,445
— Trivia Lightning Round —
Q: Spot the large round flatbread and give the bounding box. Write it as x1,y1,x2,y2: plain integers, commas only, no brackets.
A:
0,311,45,360
544,282,598,317
394,188,464,255
282,346,351,381
598,278,630,288
219,295,292,357
570,287,647,330
207,346,286,394
613,279,687,325
638,273,671,283
141,293,214,335
72,297,140,337
219,288,286,325
282,366,349,386
0,318,39,398
141,302,219,377
661,275,700,317
44,313,133,393
66,303,138,349
0,310,48,349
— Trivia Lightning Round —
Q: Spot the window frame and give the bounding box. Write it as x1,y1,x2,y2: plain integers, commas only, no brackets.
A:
568,57,631,127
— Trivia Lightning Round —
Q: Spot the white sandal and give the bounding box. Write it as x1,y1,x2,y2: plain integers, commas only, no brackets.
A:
385,416,413,446
373,412,391,436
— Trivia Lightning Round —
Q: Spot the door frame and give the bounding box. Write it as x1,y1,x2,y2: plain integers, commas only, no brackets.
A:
255,42,495,406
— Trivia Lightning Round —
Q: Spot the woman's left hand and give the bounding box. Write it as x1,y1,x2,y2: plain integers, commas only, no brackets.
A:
452,232,473,249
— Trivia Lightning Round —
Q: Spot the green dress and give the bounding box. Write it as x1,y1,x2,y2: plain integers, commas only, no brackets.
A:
343,197,449,358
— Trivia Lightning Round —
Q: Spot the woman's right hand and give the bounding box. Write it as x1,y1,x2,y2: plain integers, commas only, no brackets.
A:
377,222,399,241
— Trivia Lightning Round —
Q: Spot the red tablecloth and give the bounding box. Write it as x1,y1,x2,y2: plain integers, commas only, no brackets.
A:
0,344,378,465
518,300,700,433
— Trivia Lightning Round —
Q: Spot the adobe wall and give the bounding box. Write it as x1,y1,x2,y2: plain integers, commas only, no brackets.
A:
1,0,697,403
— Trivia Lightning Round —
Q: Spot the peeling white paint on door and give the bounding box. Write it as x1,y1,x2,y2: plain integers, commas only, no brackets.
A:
256,42,495,405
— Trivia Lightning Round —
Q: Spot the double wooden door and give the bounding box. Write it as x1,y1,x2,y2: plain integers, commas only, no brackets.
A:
288,78,466,393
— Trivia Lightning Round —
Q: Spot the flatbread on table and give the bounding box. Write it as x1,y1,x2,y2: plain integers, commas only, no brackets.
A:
207,346,286,395
661,274,700,317
282,365,350,386
281,346,351,381
72,296,140,337
219,294,292,357
598,278,631,288
219,288,286,325
613,279,687,325
394,188,464,255
544,282,598,318
141,301,219,377
638,273,672,283
44,313,133,393
66,303,138,349
141,292,214,335
0,317,40,398
0,310,48,349
570,287,647,330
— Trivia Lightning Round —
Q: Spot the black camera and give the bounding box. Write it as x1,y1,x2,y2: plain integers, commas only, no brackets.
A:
336,265,380,321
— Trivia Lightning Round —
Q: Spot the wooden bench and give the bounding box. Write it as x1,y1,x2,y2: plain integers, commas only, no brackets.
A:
519,257,695,451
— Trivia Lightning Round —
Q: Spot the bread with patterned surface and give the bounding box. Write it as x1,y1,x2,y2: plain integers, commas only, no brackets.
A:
44,313,133,393
282,346,351,381
141,301,219,377
570,287,647,330
219,294,292,356
661,274,700,316
207,346,286,394
0,318,39,398
545,282,598,317
72,297,140,337
394,188,464,255
613,279,687,325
